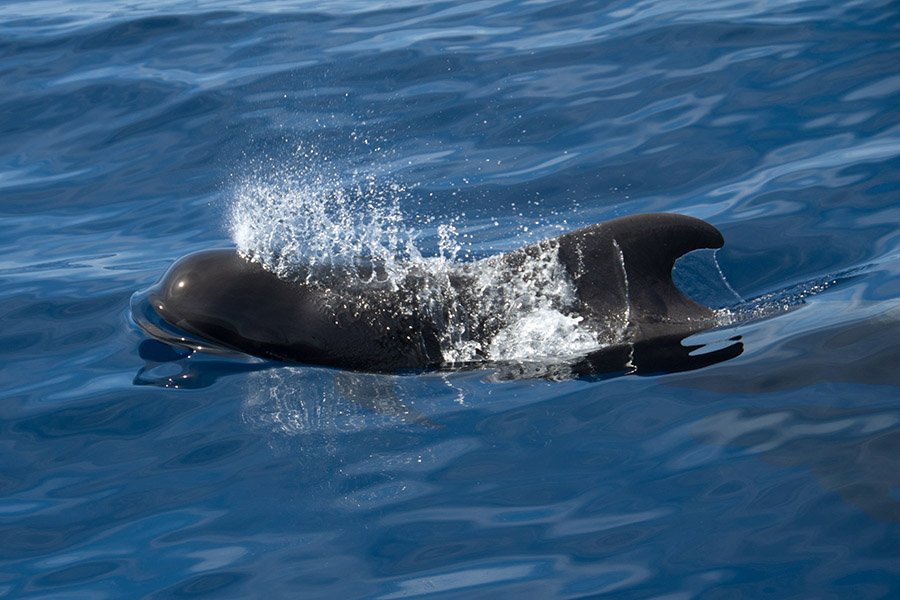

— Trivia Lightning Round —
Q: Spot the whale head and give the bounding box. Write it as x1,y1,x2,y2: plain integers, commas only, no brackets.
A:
133,250,321,358
132,249,443,370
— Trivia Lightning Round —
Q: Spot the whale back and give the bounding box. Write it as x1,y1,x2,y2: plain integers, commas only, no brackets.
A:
501,213,724,339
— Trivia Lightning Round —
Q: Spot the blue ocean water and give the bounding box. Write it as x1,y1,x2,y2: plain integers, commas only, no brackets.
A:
2,0,899,597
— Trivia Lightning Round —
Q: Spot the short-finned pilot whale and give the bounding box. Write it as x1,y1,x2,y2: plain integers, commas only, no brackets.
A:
132,213,734,373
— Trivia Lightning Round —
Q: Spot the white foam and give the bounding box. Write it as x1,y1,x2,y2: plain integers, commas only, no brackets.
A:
487,309,603,361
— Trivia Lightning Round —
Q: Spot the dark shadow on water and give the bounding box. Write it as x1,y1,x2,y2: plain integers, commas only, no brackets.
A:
691,405,900,524
134,339,440,427
681,304,900,524
134,333,744,388
488,334,744,381
132,333,743,426
133,339,272,390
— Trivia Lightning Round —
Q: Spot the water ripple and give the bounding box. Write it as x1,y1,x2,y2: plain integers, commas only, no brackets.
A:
2,0,899,597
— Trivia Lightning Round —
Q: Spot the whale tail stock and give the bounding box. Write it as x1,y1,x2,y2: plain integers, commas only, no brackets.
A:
549,213,725,337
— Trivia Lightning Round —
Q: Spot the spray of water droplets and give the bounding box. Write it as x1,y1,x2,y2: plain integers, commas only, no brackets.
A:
229,147,423,282
227,147,856,369
227,141,854,368
226,148,606,364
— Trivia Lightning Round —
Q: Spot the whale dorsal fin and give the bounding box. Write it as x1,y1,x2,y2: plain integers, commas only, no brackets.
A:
555,213,724,334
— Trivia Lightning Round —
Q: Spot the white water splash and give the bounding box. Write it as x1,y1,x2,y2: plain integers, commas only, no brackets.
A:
487,309,602,361
227,153,607,364
229,147,420,283
226,153,849,369
715,273,844,325
468,242,608,361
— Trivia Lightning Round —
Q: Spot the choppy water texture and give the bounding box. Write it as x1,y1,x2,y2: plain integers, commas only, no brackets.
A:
2,0,899,597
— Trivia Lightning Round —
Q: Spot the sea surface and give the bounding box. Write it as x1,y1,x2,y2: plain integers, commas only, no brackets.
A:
2,0,899,598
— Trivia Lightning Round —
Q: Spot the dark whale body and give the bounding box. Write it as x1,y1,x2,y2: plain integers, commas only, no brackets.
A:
132,213,736,373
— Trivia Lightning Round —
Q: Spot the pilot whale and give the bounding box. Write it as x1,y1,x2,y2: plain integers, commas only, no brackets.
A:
132,213,730,372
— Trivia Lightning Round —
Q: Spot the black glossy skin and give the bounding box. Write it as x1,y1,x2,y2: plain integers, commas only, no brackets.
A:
553,211,724,338
134,213,727,372
139,250,445,370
